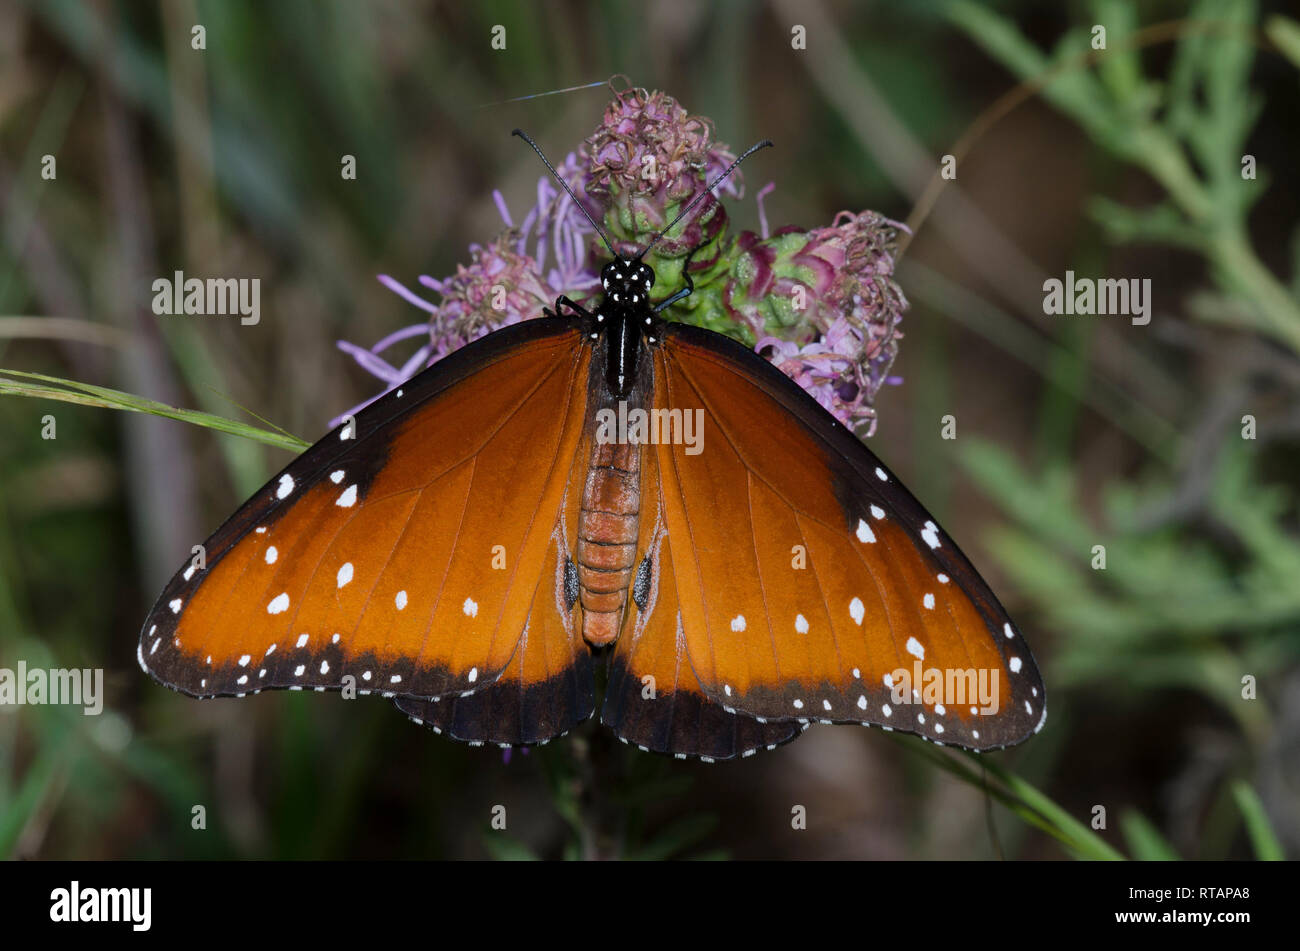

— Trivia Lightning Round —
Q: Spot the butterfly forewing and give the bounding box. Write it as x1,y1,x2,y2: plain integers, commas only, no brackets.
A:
139,317,592,704
394,435,597,745
650,324,1045,750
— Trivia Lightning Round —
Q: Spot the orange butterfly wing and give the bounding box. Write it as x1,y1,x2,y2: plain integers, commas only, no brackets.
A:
599,445,804,760
642,324,1045,751
394,440,595,745
139,318,594,735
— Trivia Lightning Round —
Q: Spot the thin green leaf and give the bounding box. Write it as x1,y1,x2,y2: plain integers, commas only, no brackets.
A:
1230,781,1284,860
1121,810,1182,860
1266,14,1300,70
0,367,308,452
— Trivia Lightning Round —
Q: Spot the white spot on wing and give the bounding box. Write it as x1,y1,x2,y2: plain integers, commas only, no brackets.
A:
395,590,408,610
730,614,746,632
870,505,886,520
856,519,876,543
906,637,925,660
849,597,865,625
1009,656,1022,673
463,597,478,618
296,633,309,648
336,484,358,508
468,667,478,683
875,467,888,481
330,470,344,484
795,613,809,634
337,562,354,588
1003,622,1015,639
267,592,290,614
921,520,941,550
169,598,182,614
923,592,935,610
276,474,294,499
265,546,278,565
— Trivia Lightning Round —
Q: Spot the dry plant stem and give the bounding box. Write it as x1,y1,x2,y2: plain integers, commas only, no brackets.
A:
571,728,625,861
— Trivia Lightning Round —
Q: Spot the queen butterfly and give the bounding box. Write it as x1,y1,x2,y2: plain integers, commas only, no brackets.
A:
138,130,1045,761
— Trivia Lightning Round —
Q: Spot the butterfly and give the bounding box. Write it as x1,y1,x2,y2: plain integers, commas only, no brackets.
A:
138,130,1045,762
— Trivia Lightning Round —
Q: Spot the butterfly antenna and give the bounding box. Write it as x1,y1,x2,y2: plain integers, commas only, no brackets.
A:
634,139,773,261
478,80,607,109
512,129,618,259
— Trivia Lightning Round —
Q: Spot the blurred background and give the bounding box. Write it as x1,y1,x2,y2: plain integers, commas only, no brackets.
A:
1,0,1298,859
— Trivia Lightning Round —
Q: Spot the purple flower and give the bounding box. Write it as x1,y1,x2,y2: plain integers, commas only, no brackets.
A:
738,211,910,436
339,88,907,437
583,85,742,258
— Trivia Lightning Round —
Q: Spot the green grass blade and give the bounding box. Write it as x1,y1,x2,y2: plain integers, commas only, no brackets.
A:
1231,781,1284,860
1120,809,1182,860
0,367,308,452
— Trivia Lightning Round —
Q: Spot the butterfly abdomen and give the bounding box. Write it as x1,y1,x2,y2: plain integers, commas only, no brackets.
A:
576,439,642,647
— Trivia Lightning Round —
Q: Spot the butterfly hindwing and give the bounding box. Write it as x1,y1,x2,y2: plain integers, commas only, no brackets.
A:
394,499,596,745
599,446,803,761
139,317,593,706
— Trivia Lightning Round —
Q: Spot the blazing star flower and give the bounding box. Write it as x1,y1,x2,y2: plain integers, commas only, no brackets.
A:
339,87,907,436
733,211,909,436
584,85,742,260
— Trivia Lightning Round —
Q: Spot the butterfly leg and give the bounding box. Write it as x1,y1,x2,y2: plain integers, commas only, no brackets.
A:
545,295,593,319
653,243,704,313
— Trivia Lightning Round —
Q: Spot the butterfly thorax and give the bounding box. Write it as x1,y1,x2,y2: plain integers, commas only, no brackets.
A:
592,257,659,397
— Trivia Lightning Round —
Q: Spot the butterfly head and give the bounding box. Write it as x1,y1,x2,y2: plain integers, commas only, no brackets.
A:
600,258,655,306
